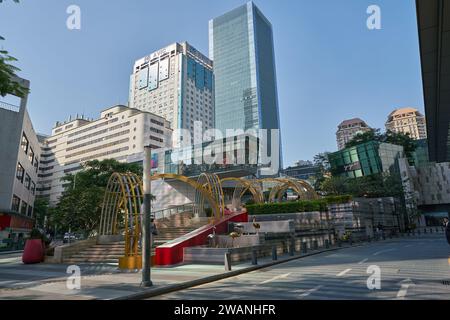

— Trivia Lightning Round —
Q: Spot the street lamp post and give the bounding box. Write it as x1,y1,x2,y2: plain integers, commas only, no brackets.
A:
142,146,153,287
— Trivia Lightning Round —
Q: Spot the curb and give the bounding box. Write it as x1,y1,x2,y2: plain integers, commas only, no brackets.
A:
0,250,23,256
112,243,366,300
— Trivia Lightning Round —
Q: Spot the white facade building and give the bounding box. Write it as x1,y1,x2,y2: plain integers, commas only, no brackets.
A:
385,107,427,140
336,118,372,150
36,105,171,205
129,42,214,145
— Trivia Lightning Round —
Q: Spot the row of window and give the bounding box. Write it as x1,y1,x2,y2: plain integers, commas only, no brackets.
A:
21,133,39,172
11,194,33,217
66,129,130,152
65,138,130,159
67,121,130,145
16,162,36,194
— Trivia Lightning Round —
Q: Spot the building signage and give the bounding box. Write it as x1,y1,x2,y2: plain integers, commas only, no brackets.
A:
342,161,361,172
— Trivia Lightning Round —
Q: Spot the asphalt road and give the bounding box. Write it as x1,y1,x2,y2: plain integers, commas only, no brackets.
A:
151,235,450,300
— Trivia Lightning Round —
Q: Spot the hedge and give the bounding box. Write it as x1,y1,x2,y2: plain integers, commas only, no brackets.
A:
245,195,352,215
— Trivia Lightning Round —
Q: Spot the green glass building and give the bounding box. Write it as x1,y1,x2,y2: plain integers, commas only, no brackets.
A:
329,141,405,178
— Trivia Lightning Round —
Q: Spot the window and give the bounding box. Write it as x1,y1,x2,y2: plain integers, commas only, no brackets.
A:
25,174,31,190
31,181,36,195
20,201,27,215
21,133,29,154
27,205,33,217
11,195,20,212
29,147,35,164
16,163,24,183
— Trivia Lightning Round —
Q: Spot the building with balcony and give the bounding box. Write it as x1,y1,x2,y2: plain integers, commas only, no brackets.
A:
36,105,171,206
385,107,427,140
336,118,372,150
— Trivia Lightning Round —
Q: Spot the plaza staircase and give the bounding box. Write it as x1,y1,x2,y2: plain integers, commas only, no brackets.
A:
63,212,208,264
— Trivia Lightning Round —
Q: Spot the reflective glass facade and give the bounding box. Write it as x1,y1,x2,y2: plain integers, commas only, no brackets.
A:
329,141,405,178
209,2,280,133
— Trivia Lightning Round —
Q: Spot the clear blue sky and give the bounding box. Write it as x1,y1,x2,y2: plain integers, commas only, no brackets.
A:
0,0,424,167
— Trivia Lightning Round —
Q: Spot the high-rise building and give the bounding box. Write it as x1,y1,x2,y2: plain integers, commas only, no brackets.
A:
0,77,38,249
129,42,214,145
385,107,427,140
336,118,372,150
209,2,282,173
416,0,450,163
36,105,171,205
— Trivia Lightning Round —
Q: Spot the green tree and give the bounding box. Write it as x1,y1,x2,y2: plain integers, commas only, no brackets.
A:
313,152,331,191
0,1,28,97
344,129,381,148
52,159,144,237
33,197,50,229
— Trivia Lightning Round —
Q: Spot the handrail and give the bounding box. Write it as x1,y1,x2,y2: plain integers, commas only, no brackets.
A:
152,203,194,220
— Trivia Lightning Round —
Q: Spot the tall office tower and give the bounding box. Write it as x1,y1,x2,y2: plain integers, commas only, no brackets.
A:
385,107,427,140
209,2,282,173
129,42,214,145
36,105,171,205
336,118,372,150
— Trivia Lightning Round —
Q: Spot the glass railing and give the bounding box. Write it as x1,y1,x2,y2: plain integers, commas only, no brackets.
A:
152,203,194,220
0,100,20,112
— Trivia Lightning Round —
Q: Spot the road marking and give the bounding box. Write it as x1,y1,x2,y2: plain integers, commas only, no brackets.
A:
298,285,323,298
397,279,414,299
373,248,396,256
336,268,352,277
260,273,291,284
358,258,368,264
403,245,413,248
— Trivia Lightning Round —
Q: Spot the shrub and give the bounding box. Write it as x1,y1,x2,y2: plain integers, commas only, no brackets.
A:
246,196,352,215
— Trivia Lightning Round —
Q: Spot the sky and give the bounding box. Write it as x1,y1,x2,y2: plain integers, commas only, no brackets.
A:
0,0,424,167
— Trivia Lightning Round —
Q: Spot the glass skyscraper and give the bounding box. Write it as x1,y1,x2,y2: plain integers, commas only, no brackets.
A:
209,1,281,134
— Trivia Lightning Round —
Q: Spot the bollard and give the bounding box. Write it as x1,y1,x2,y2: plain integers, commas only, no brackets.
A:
338,238,342,247
430,228,433,234
436,227,439,233
272,246,278,261
368,236,371,243
349,237,352,246
424,228,427,234
325,239,330,249
224,252,232,271
301,242,307,254
251,249,258,265
382,233,386,240
412,230,415,236
313,240,318,250
418,229,421,235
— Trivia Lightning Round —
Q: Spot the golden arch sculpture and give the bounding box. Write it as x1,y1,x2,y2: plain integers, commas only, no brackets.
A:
195,173,225,219
150,173,222,221
99,172,143,269
221,177,264,209
263,178,318,202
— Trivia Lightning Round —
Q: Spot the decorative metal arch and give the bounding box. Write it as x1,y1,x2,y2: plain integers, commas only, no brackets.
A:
195,173,225,219
99,172,143,261
150,173,222,221
220,177,264,209
261,177,318,203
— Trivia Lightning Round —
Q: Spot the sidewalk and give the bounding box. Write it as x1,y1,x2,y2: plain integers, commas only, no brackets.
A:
0,233,444,300
0,244,354,300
